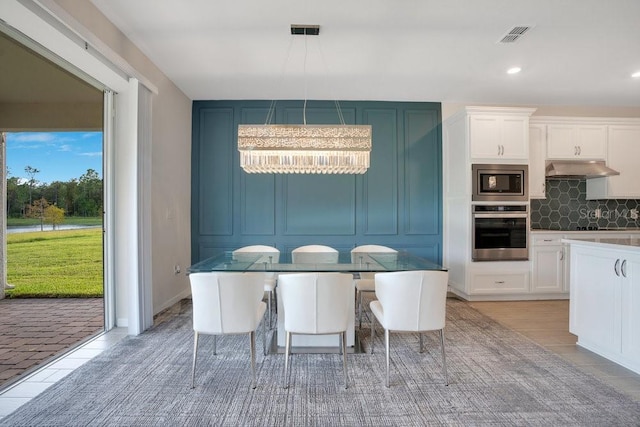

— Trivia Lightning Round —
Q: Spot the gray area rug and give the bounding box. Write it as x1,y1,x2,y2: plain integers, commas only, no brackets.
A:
2,299,640,426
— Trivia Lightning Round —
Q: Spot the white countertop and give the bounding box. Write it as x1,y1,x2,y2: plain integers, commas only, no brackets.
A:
532,229,640,234
562,237,640,251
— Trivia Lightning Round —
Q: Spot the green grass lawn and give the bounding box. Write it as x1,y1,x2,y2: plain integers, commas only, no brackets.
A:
5,228,103,298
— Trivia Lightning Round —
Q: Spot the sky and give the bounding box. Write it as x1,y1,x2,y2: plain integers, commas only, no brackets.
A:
5,132,102,185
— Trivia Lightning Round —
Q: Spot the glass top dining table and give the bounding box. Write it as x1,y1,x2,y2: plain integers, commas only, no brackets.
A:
188,250,446,274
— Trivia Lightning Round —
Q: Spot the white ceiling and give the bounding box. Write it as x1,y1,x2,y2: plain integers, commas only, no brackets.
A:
91,0,640,107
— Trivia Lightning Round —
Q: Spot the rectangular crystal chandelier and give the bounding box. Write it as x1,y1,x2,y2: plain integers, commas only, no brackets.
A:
238,124,372,174
237,24,372,174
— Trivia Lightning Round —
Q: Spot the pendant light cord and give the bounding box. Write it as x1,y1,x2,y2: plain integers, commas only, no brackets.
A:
266,25,346,126
317,38,346,125
303,34,308,126
265,35,295,125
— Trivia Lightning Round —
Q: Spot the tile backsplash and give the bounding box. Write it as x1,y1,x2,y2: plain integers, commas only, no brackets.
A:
530,179,640,230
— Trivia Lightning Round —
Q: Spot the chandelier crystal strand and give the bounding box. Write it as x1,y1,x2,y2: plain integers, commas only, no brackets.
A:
238,124,371,174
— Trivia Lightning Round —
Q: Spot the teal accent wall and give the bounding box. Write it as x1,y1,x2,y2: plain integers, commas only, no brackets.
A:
191,100,442,263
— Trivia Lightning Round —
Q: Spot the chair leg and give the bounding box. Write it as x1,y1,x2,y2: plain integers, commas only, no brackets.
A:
419,333,424,353
273,287,277,315
341,331,348,389
191,332,199,389
385,328,390,388
283,331,291,389
440,329,449,386
213,335,217,355
250,331,257,389
267,291,272,329
370,316,375,354
263,314,267,356
357,290,363,329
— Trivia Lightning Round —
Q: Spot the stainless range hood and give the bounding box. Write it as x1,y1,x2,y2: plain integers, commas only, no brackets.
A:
545,160,620,179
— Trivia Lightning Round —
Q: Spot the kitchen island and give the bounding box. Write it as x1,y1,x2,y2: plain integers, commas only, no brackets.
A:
563,237,640,375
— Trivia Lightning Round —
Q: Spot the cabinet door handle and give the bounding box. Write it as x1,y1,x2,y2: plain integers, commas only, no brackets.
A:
501,145,505,155
578,146,581,155
621,259,627,278
495,281,505,284
543,239,553,242
614,259,620,276
574,146,578,155
497,145,501,156
560,250,564,261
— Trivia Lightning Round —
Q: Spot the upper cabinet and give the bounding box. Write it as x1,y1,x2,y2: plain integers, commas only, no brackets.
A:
587,124,640,199
546,123,607,160
467,108,535,161
528,124,547,199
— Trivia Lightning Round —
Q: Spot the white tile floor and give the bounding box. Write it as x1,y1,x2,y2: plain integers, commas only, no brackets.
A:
0,327,128,419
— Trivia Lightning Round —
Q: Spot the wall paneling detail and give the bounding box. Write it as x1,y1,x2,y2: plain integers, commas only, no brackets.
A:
192,101,442,262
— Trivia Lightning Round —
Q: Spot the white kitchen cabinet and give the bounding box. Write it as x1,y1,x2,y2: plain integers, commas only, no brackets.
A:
529,232,638,297
563,244,571,292
444,106,539,301
528,124,547,199
587,124,640,199
469,271,530,294
531,234,565,293
568,241,640,375
546,123,607,160
570,247,619,347
469,114,530,160
622,252,640,363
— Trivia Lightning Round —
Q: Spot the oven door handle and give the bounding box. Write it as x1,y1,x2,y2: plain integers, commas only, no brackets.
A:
472,213,528,219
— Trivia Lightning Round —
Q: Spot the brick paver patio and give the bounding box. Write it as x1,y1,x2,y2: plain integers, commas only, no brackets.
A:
0,298,104,389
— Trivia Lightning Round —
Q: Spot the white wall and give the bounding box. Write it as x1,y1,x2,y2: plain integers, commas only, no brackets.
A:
148,76,192,312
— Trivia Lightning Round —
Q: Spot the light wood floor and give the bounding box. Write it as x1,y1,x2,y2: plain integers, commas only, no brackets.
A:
468,299,640,402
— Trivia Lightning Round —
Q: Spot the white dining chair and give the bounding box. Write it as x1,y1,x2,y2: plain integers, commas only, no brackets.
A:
233,245,280,328
291,245,339,264
189,272,266,389
350,245,398,329
278,272,354,389
369,270,449,387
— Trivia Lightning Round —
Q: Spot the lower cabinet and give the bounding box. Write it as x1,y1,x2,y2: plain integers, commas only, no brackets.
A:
569,243,640,374
451,232,639,301
570,247,619,348
470,271,530,294
531,234,566,294
531,245,565,293
622,252,640,363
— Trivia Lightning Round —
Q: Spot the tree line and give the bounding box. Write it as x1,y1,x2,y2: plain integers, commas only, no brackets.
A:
7,166,103,218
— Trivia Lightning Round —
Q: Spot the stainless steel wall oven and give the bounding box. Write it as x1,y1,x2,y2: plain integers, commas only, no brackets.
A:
472,205,528,261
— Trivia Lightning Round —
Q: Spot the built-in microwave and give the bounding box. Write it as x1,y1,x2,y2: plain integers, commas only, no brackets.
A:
472,164,528,202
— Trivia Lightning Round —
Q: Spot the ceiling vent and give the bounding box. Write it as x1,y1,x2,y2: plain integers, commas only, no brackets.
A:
498,26,532,43
291,25,320,36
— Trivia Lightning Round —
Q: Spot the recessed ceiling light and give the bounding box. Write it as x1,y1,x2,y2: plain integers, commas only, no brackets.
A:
507,67,522,74
632,71,640,78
